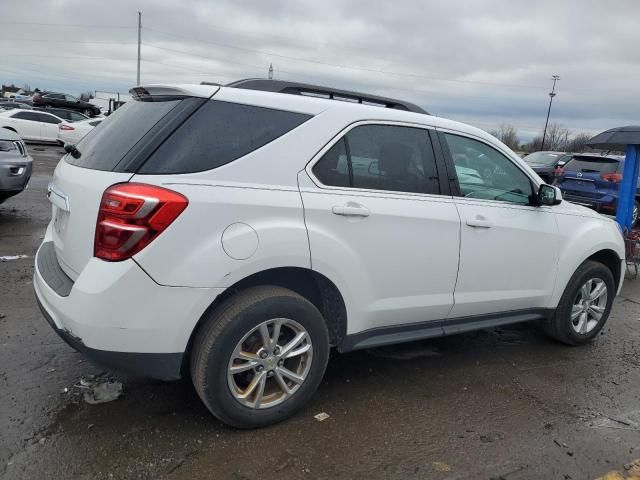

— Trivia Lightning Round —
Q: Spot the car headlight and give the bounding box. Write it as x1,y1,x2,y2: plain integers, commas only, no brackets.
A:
0,140,17,152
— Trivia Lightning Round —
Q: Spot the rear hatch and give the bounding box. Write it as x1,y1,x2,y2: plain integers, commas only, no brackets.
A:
47,86,216,279
557,155,621,201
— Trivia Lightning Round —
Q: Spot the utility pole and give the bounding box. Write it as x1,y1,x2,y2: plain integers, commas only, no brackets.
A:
136,11,142,85
268,63,274,80
541,75,560,150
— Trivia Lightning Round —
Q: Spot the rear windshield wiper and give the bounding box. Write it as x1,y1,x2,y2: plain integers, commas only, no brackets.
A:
64,143,82,159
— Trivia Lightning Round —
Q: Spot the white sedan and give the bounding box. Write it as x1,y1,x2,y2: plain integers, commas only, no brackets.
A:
0,109,70,142
57,118,102,145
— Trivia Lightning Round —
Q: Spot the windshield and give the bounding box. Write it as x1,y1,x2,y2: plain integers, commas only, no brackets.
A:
563,157,620,174
524,152,565,166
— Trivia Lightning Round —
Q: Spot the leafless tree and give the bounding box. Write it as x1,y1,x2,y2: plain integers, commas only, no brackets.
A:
488,123,520,150
565,133,592,153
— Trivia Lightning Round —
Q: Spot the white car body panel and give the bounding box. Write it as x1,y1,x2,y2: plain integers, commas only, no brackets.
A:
298,171,460,334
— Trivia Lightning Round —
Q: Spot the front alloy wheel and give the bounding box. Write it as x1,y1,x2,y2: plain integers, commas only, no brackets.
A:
543,260,615,345
228,318,313,409
570,278,607,335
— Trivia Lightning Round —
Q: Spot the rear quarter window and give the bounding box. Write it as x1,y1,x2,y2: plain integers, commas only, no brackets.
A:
138,100,312,174
66,99,181,170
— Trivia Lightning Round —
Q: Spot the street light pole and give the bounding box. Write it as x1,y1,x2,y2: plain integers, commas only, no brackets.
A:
136,11,142,85
541,75,560,150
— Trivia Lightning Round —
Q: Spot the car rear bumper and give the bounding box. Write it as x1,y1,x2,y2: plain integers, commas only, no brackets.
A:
561,192,616,214
33,229,223,380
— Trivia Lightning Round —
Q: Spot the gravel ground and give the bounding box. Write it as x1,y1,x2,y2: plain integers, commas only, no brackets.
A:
1,145,639,480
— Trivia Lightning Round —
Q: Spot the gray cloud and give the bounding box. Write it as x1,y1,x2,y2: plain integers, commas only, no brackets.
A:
1,0,638,141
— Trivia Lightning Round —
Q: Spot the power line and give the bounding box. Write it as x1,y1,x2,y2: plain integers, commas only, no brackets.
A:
144,27,548,90
0,21,134,29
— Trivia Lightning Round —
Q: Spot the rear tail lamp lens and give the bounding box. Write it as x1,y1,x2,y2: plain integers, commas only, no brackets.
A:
59,124,75,131
94,183,188,261
601,172,623,183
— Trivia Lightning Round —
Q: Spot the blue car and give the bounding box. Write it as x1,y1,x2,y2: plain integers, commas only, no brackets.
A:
556,153,639,226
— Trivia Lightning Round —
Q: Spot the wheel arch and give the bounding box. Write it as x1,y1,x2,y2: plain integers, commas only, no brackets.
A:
587,248,622,292
2,126,17,133
183,266,348,369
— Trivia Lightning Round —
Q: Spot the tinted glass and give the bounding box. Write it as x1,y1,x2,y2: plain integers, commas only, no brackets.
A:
69,112,87,121
346,125,439,194
524,151,566,166
563,157,620,174
38,113,61,124
139,100,312,174
313,138,350,187
445,133,533,205
13,111,39,121
65,95,77,102
66,98,180,170
46,94,64,100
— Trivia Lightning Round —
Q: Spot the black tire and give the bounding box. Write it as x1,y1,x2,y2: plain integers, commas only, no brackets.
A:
190,286,330,428
543,260,615,345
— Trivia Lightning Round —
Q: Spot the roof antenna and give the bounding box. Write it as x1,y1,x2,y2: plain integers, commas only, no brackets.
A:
268,63,274,80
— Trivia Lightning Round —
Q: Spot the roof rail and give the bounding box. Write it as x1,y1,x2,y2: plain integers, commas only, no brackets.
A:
226,78,429,115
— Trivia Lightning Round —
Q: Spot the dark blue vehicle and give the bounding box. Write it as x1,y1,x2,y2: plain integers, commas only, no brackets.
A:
556,153,640,226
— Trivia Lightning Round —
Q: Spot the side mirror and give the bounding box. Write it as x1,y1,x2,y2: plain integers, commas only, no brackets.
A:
537,184,562,206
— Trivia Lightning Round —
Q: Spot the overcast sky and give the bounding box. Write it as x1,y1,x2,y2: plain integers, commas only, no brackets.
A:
1,0,638,141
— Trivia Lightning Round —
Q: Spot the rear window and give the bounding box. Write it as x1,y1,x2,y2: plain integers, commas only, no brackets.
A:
66,99,181,170
138,100,312,174
564,157,620,174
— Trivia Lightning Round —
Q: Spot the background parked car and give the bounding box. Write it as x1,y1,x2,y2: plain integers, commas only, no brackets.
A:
0,127,32,203
33,107,88,123
556,153,640,225
32,91,100,117
523,151,572,183
0,109,71,142
0,101,33,111
57,117,102,145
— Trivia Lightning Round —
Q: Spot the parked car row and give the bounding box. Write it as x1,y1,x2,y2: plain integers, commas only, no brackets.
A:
0,108,101,144
33,91,101,117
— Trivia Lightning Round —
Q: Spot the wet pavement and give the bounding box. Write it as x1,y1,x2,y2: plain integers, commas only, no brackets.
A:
1,145,640,480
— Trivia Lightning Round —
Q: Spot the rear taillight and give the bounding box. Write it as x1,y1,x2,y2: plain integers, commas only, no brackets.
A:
59,124,75,131
601,172,623,183
94,183,188,261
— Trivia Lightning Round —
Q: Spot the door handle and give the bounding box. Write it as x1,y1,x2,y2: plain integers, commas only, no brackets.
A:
466,215,492,228
332,204,370,217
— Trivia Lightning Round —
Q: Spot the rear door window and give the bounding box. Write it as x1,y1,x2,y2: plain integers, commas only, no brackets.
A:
563,157,620,174
312,124,440,195
138,101,312,174
13,111,40,121
38,113,61,124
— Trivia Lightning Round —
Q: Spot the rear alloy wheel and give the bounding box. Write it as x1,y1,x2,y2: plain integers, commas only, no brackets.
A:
632,201,639,227
227,318,313,409
83,108,94,117
191,286,329,428
543,260,615,345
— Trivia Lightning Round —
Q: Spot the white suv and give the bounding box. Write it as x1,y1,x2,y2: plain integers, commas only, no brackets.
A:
34,80,625,428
